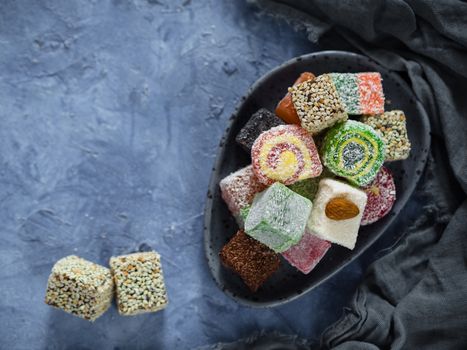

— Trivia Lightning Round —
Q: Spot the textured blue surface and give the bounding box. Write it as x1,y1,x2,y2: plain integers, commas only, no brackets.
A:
0,1,417,349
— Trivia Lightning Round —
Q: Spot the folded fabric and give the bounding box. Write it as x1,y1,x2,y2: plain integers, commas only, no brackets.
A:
245,0,467,349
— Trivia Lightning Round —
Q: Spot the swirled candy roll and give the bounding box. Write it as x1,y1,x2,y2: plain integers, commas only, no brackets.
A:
251,125,323,186
322,120,386,186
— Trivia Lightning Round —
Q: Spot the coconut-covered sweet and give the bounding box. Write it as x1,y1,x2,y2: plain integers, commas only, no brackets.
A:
307,179,367,249
245,183,312,253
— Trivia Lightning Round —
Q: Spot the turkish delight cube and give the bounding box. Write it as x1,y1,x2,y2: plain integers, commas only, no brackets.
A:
245,183,312,252
307,179,367,250
330,72,385,115
282,230,331,274
220,165,267,222
45,255,113,321
290,74,347,135
110,251,168,316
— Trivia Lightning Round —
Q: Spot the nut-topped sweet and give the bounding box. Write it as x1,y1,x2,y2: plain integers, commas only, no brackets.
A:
307,179,367,250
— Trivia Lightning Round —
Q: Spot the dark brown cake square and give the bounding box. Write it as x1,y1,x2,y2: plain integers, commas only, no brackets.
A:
220,230,280,292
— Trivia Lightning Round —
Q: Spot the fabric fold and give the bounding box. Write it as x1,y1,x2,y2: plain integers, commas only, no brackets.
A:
245,1,467,348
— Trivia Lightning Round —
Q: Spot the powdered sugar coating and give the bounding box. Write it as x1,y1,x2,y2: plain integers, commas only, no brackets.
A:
307,179,367,250
245,183,312,253
321,120,386,186
361,166,396,225
220,165,267,217
251,125,322,186
282,230,331,274
330,73,360,114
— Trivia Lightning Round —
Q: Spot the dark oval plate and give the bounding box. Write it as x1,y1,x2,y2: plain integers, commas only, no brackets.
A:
204,51,431,307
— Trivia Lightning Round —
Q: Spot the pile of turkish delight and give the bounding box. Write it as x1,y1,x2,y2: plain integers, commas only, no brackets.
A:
220,72,410,292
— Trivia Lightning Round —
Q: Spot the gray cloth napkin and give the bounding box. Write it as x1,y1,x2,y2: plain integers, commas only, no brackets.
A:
212,1,467,349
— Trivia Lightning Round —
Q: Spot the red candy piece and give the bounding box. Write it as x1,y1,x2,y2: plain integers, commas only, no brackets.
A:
282,231,331,274
361,166,396,225
358,72,384,115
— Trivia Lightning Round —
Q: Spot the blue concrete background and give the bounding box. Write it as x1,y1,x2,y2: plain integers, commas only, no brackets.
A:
0,1,419,349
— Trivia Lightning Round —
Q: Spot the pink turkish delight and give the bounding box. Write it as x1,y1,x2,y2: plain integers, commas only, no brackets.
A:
219,165,267,220
282,231,331,274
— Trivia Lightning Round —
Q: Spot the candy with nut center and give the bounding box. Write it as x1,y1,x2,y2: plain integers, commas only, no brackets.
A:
45,255,113,321
110,251,168,316
245,182,312,252
307,179,367,249
321,120,386,186
251,124,322,186
220,230,280,292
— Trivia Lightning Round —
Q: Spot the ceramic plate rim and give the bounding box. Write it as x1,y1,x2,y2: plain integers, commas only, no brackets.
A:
204,50,431,308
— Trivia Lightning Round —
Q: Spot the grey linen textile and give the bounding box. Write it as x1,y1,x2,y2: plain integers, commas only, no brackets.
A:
215,1,467,349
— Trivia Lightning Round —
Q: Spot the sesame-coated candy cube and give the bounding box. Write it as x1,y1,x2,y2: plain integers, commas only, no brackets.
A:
45,255,113,321
361,110,411,161
276,72,316,125
282,230,331,274
110,251,168,316
245,183,312,253
219,165,267,224
290,75,347,135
